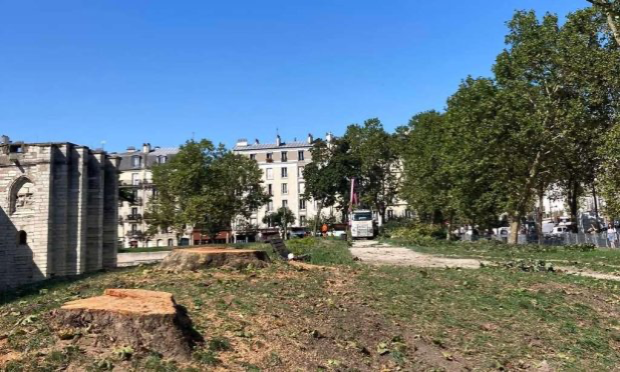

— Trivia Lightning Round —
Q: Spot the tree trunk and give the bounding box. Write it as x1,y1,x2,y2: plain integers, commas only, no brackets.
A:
509,218,521,245
509,151,542,245
568,181,580,233
593,183,601,231
586,1,620,45
446,214,454,241
313,202,323,236
607,12,620,45
537,189,544,245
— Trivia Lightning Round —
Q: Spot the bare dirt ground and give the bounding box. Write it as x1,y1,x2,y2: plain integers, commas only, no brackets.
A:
350,240,487,269
351,240,620,282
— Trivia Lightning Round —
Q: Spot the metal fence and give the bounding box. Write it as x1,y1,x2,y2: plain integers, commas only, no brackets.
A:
516,232,617,248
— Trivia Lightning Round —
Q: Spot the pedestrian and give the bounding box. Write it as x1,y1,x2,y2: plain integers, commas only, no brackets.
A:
608,226,617,248
321,223,328,238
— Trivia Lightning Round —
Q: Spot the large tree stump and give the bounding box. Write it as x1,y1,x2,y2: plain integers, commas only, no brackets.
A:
53,289,201,361
159,247,270,271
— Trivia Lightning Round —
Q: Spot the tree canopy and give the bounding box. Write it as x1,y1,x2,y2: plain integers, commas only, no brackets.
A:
146,139,270,239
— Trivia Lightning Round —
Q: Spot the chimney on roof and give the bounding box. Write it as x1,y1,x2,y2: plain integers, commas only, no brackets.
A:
0,135,9,145
143,143,151,154
307,133,313,144
254,139,260,145
326,132,334,143
276,135,281,146
236,139,248,147
126,146,136,153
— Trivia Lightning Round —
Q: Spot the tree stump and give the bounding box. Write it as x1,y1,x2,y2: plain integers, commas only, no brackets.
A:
159,247,270,271
52,289,201,361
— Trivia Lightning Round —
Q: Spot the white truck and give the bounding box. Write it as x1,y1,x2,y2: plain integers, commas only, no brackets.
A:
350,209,376,239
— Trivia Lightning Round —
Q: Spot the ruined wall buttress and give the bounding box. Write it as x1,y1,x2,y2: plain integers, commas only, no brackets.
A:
66,147,89,275
102,156,120,268
86,153,104,271
50,145,70,277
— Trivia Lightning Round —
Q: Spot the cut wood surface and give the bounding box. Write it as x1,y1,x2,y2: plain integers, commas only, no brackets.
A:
53,289,202,361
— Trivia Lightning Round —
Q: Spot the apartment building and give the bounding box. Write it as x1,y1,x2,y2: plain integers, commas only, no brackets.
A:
232,134,321,240
117,143,191,248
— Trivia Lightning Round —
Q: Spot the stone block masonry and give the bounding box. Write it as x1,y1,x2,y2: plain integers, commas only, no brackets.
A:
0,141,120,290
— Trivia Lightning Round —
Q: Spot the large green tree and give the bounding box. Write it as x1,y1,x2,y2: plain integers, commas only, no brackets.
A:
146,139,270,241
302,137,358,233
343,119,400,225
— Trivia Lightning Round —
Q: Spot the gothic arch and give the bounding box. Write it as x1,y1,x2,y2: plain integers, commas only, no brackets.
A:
8,176,35,215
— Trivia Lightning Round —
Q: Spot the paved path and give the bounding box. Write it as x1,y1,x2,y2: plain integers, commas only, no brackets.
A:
350,240,486,269
350,240,620,282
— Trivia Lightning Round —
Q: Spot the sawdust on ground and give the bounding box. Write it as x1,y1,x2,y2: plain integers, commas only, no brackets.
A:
351,240,620,282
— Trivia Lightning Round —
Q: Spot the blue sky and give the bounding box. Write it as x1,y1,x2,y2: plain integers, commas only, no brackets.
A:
1,0,585,152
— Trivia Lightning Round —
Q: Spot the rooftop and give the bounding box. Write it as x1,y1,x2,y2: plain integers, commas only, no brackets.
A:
233,141,313,151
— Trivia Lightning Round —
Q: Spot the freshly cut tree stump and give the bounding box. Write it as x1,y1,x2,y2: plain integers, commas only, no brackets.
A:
160,247,270,271
53,289,201,361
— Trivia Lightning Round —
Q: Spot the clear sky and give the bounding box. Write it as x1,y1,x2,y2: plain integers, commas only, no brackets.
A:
1,0,586,152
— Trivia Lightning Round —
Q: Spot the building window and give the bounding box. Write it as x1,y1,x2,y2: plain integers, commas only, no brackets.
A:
282,183,288,195
157,155,167,164
267,184,273,196
18,230,27,245
168,239,174,247
132,155,142,168
281,151,288,162
132,224,138,232
298,150,304,161
131,207,138,215
387,210,394,219
298,182,305,194
282,200,288,208
132,173,140,186
250,154,256,160
281,167,288,178
299,198,306,210
267,201,273,212
300,216,306,226
266,168,273,180
298,166,304,178
266,153,273,162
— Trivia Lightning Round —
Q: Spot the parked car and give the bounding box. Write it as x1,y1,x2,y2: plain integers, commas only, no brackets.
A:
550,226,569,236
494,227,510,237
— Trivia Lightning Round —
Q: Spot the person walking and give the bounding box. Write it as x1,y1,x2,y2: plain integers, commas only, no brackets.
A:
321,223,329,238
608,226,617,248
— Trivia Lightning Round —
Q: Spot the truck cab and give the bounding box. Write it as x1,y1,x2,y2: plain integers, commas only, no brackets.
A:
351,209,376,239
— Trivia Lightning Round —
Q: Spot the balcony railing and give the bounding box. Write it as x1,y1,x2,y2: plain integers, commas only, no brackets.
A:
126,230,145,238
126,213,142,221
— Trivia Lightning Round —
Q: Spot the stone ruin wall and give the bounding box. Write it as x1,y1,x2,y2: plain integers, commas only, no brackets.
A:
0,143,119,290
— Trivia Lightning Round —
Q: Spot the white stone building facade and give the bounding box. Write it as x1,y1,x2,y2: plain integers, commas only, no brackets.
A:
233,135,324,239
117,144,192,248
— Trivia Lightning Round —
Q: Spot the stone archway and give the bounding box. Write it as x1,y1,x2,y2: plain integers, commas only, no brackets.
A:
8,176,35,215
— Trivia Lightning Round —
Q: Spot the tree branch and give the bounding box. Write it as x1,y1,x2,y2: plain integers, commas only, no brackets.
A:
586,0,620,45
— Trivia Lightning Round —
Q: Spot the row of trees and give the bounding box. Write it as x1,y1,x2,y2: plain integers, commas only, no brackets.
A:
144,3,620,245
400,5,620,243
